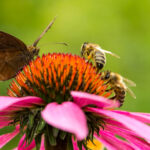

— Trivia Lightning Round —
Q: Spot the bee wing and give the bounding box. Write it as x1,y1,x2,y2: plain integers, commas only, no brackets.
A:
123,77,136,87
126,87,136,99
96,47,120,59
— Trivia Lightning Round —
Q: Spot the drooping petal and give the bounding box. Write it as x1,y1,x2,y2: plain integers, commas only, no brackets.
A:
88,108,150,142
104,118,127,129
71,91,119,109
72,140,80,150
40,136,45,150
0,126,20,148
105,117,150,149
0,96,44,112
18,135,36,150
105,124,150,150
72,138,85,150
95,131,135,150
95,135,116,150
41,102,88,140
0,96,21,110
114,110,150,123
0,121,11,129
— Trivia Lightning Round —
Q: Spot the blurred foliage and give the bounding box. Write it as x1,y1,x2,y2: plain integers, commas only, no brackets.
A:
0,0,150,149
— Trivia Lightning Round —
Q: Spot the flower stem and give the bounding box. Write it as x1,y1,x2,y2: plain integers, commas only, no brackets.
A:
45,136,68,150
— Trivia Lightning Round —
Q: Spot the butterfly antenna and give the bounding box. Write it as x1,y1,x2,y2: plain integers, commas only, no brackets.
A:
55,42,68,46
33,16,57,47
39,42,69,47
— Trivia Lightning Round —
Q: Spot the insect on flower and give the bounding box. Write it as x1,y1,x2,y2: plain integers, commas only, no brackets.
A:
81,42,120,71
0,17,56,81
0,54,149,150
101,70,136,106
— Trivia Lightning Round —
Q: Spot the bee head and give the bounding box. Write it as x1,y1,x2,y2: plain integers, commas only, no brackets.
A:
81,42,89,56
101,71,111,80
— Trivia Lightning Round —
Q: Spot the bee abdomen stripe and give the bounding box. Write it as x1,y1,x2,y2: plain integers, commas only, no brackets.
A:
95,59,105,64
95,50,104,55
95,54,105,59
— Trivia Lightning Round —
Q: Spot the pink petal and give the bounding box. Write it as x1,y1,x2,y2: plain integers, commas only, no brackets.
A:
71,91,119,109
40,136,45,150
140,113,150,116
105,117,150,149
104,118,127,129
18,135,36,150
88,108,150,142
95,135,116,150
0,96,44,111
114,110,150,123
72,138,85,150
105,124,150,150
0,121,11,129
72,139,80,150
0,126,20,148
105,122,136,136
41,102,88,140
0,96,20,110
95,131,134,150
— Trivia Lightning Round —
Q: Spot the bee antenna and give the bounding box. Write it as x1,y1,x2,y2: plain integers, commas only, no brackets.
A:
32,16,57,47
84,42,89,44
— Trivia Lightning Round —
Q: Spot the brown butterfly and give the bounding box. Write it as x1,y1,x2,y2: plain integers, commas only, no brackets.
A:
0,17,56,81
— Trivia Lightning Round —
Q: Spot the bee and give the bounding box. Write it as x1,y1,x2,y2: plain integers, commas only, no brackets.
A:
101,70,136,106
81,42,120,71
0,17,56,81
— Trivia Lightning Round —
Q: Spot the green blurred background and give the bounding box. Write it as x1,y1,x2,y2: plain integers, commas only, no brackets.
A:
0,0,150,149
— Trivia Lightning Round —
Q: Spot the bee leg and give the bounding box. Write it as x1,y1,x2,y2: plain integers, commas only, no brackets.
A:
96,68,100,73
110,96,117,99
87,51,95,60
111,95,124,107
105,88,113,92
85,60,89,63
102,80,111,85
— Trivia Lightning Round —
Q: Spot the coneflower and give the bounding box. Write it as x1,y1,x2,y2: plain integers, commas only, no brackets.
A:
0,53,150,150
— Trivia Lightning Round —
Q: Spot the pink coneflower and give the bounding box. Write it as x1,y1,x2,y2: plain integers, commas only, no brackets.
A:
0,53,150,150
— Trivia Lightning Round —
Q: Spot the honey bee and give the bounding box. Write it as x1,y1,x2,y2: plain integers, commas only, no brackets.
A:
0,17,56,81
101,70,136,106
81,42,120,71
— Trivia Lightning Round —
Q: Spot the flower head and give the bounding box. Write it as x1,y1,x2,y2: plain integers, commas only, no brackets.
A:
8,53,112,99
0,53,150,150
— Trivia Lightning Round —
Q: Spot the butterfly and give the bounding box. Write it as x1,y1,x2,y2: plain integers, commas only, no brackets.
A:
0,17,56,81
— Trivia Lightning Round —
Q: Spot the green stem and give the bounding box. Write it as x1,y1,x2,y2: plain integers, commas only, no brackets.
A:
45,136,68,150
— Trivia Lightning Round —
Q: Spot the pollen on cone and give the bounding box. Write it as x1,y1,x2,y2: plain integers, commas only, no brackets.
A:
8,53,112,102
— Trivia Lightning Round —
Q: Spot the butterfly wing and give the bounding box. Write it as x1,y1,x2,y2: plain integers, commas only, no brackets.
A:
0,31,27,52
0,31,29,81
